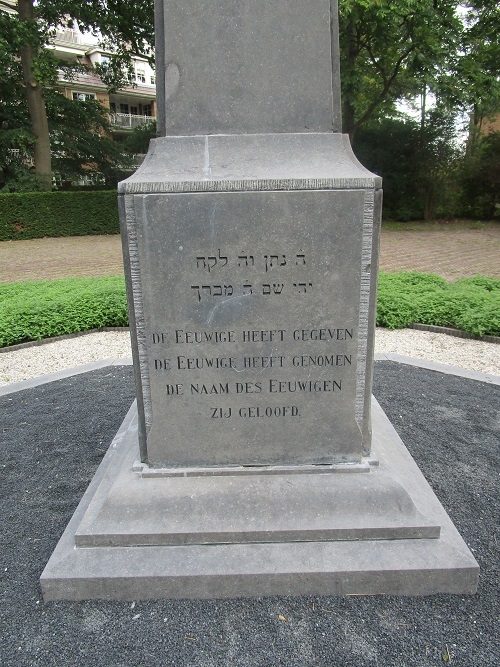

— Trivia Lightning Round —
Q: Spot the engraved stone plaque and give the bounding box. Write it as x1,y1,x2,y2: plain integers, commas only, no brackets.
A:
125,188,374,468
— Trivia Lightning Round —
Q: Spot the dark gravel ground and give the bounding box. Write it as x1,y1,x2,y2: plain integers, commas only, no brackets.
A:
1,361,498,667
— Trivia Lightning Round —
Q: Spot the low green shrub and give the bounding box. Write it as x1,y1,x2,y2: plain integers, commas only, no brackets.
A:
0,191,119,240
0,277,127,347
1,272,499,348
376,272,500,336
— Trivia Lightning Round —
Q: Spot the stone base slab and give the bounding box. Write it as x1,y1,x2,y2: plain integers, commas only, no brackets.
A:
40,399,479,601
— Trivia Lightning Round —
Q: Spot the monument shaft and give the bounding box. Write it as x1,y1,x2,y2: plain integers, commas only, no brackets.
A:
155,0,342,136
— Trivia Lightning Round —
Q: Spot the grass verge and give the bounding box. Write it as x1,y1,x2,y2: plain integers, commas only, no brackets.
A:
0,272,499,348
0,277,127,347
377,272,500,336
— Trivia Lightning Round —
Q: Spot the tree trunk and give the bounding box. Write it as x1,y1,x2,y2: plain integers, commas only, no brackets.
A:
420,83,427,131
17,0,52,190
466,104,483,157
423,184,436,221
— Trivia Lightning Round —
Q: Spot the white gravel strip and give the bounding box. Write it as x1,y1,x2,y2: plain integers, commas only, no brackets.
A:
374,328,500,376
0,331,132,386
0,328,499,386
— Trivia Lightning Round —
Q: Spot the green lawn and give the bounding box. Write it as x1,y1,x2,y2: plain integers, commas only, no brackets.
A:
1,272,499,347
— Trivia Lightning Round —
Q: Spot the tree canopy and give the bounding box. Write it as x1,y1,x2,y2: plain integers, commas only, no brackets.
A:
338,0,499,137
0,0,153,189
0,0,498,206
454,1,500,133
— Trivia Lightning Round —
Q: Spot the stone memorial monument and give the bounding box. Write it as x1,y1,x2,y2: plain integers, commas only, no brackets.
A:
41,0,479,599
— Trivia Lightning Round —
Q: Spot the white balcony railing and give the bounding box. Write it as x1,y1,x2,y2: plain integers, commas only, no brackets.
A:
110,113,154,129
130,154,147,168
54,29,86,46
7,149,34,167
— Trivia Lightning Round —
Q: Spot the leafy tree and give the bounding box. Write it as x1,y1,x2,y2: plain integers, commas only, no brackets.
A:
413,108,460,220
49,95,133,188
337,1,499,219
0,0,154,190
0,24,131,191
122,120,157,155
0,0,52,188
338,0,463,138
451,2,499,126
353,117,423,220
0,5,38,189
353,112,459,220
2,0,498,210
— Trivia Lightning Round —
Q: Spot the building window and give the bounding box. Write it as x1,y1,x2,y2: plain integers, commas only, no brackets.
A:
130,105,138,115
150,74,156,85
143,104,152,117
135,68,146,83
120,103,129,114
101,55,110,66
110,102,116,113
73,92,96,102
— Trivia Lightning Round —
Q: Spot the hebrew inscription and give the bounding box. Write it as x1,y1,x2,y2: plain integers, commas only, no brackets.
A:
191,251,312,301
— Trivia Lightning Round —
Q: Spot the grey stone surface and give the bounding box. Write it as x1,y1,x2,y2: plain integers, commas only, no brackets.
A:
123,184,377,467
154,0,341,136
118,133,382,194
40,398,478,601
374,353,500,386
119,133,381,467
0,358,132,397
118,2,382,469
74,406,440,545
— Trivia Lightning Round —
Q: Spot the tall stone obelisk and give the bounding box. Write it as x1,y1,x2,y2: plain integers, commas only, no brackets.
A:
41,0,479,600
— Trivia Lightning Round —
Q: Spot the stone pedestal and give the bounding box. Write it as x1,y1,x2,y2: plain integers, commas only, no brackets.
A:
41,399,478,600
119,133,381,467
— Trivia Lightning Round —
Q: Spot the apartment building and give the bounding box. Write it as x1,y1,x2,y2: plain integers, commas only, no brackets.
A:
1,1,157,135
478,115,500,135
49,26,157,136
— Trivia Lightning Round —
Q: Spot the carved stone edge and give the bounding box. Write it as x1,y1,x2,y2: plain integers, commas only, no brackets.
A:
122,195,153,446
119,178,380,195
132,459,379,478
354,189,375,440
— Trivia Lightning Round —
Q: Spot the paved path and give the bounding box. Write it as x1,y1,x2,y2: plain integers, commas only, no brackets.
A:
0,223,499,283
0,235,123,283
380,223,500,279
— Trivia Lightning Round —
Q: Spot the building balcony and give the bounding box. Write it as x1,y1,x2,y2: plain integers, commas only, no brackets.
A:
7,149,34,167
110,113,155,129
53,28,99,50
130,154,147,168
54,29,85,45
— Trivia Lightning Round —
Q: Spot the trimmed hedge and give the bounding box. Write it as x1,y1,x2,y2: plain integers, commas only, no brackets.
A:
0,191,120,240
